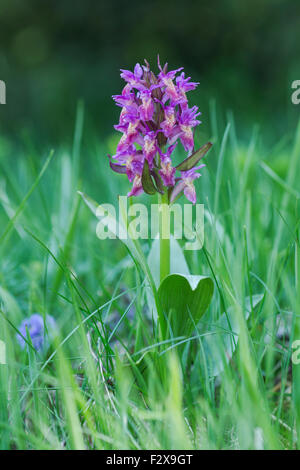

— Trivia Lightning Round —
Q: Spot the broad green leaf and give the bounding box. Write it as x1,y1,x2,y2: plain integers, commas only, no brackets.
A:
151,169,164,194
158,273,214,338
199,294,264,377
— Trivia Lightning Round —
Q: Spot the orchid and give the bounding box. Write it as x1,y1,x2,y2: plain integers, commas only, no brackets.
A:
172,165,206,204
110,57,212,204
177,106,201,152
109,57,213,309
158,144,177,187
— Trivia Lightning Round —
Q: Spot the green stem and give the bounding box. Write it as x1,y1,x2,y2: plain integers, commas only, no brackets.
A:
157,190,170,342
158,191,170,284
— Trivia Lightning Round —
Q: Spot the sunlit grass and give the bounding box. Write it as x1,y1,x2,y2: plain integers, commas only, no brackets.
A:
0,104,299,449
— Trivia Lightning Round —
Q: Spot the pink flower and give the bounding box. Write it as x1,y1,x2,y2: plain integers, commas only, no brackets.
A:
158,144,177,187
120,63,146,91
143,131,158,167
116,120,141,153
127,174,143,197
158,67,183,103
176,72,199,107
114,145,144,182
160,105,177,138
177,106,201,153
138,89,155,121
172,165,205,204
112,84,135,108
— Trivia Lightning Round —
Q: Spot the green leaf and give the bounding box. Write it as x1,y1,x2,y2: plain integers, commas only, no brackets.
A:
142,159,157,195
176,142,212,171
158,273,214,338
151,169,164,194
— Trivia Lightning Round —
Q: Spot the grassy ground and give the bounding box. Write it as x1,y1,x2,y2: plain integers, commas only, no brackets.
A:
0,103,299,450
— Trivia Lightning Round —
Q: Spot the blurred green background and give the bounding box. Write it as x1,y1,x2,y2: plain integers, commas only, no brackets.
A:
0,0,300,147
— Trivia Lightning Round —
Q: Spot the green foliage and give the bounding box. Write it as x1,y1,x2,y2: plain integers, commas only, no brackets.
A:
0,104,299,449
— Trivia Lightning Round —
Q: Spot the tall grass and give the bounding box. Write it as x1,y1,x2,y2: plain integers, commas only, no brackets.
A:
0,104,299,450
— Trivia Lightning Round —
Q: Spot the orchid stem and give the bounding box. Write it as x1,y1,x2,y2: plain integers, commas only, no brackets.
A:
158,190,170,285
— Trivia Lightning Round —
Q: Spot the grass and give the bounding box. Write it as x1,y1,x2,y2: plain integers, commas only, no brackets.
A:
0,102,299,450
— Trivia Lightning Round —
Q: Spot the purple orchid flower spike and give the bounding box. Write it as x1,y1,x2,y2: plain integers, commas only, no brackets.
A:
110,58,211,203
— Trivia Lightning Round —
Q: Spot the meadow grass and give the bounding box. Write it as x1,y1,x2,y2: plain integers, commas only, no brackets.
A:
0,103,299,450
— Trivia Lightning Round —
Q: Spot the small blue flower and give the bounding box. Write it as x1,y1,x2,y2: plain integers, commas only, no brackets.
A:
17,314,57,352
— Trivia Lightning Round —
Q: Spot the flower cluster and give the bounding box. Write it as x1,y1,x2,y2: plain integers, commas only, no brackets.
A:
17,314,57,352
110,58,212,203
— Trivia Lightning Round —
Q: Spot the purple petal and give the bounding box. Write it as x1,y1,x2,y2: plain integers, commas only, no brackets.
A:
170,180,186,202
128,174,144,197
134,63,143,79
184,183,197,204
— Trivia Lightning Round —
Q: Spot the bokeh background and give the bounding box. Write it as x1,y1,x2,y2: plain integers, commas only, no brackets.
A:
1,0,300,147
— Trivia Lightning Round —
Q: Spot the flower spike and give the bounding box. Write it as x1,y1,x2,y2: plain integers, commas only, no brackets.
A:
110,58,211,203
